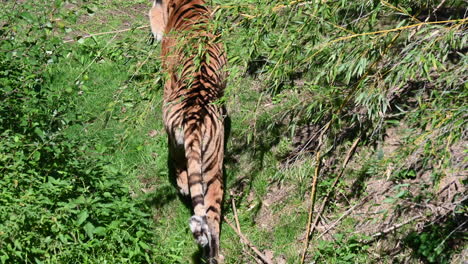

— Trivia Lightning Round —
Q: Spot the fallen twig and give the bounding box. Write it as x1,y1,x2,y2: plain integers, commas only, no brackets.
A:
272,1,313,12
231,196,241,234
437,180,457,195
223,216,273,264
410,0,448,38
74,33,118,82
434,220,467,251
367,215,424,242
300,150,321,264
63,25,149,43
230,198,264,264
316,193,373,239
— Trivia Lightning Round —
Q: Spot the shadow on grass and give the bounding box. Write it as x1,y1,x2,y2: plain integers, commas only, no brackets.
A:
144,184,177,209
191,249,205,264
224,114,284,210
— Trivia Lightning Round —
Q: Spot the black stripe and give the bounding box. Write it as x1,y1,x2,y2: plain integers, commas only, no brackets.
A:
171,0,192,17
203,159,217,172
188,172,202,180
174,5,206,28
188,178,203,185
205,176,218,189
206,206,219,214
191,4,208,12
191,194,204,206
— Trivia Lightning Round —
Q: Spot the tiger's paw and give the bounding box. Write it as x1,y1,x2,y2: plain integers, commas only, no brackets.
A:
211,254,225,264
178,185,189,196
189,215,210,247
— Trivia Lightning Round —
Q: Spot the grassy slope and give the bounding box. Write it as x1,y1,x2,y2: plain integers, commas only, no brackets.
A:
1,0,466,263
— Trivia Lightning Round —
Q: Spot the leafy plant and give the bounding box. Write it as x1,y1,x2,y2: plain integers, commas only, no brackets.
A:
405,220,466,263
313,233,371,263
0,1,172,263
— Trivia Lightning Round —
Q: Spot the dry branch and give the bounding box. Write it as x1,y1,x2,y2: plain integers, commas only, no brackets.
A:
366,195,468,245
230,196,264,264
367,215,424,242
435,220,467,250
232,197,241,234
316,193,373,239
303,18,467,65
224,211,272,264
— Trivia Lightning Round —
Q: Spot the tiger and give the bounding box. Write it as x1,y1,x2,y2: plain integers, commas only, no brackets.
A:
149,0,228,263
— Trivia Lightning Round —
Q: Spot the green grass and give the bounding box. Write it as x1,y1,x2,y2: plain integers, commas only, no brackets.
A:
1,0,466,263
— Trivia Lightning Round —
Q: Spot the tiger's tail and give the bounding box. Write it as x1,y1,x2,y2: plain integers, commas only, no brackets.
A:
185,111,223,263
184,114,208,241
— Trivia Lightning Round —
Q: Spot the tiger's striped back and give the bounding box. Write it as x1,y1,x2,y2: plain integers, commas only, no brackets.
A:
149,0,227,263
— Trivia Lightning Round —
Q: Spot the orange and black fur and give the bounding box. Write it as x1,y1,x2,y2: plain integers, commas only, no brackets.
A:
149,0,227,262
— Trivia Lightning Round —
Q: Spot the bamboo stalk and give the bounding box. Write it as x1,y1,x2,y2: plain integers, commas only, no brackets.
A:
300,150,321,264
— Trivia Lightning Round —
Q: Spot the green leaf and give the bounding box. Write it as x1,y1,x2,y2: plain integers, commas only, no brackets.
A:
395,190,408,198
76,210,89,226
139,241,150,250
34,127,45,140
93,226,106,236
20,12,34,23
383,198,395,203
84,222,95,239
32,151,40,161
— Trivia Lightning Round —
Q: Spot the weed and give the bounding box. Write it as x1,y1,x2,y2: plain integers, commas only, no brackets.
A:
313,233,372,263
